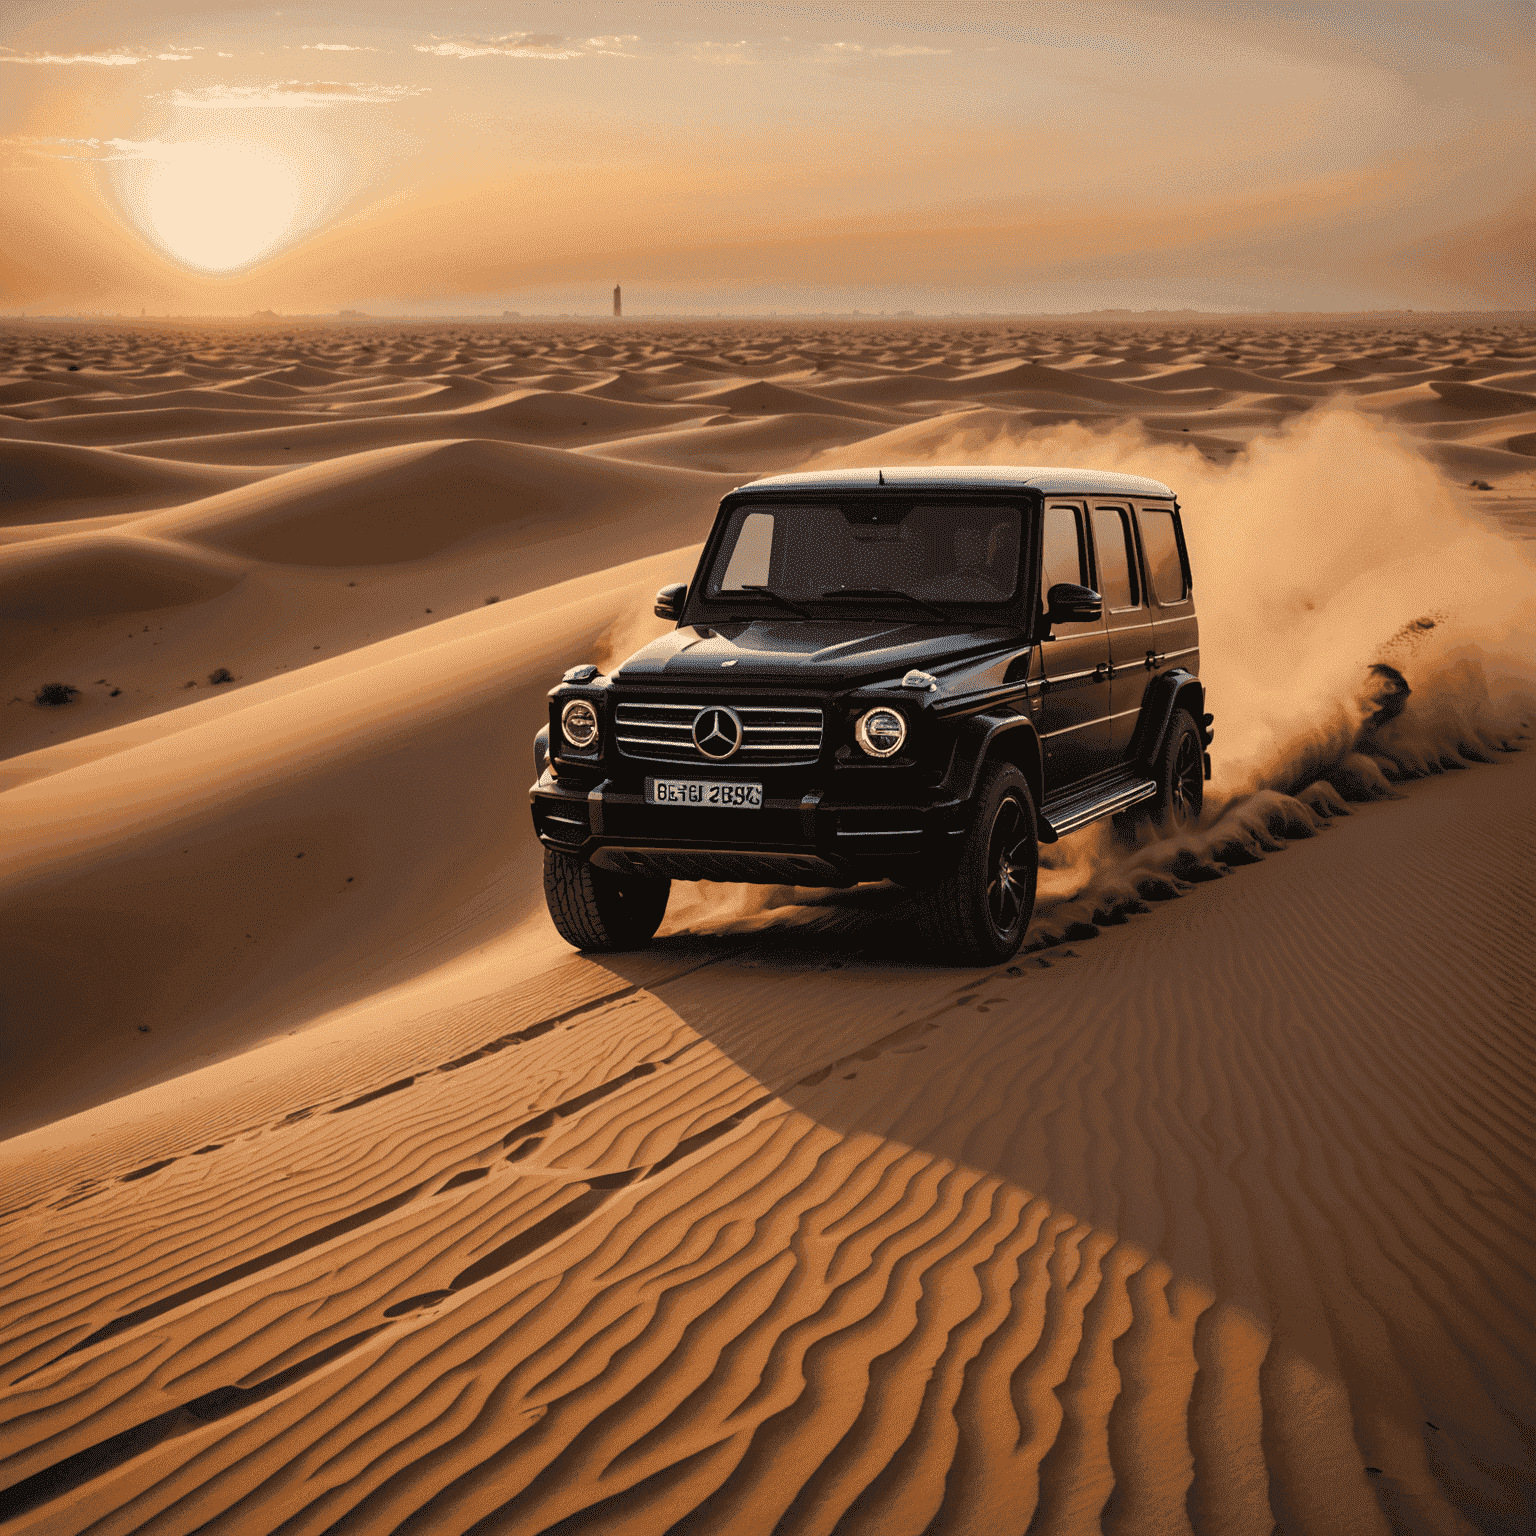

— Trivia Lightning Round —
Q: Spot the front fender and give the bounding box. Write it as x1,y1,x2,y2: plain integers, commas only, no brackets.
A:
938,712,1048,839
533,725,551,779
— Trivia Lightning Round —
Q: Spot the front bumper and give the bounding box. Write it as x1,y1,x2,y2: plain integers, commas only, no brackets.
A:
530,771,966,886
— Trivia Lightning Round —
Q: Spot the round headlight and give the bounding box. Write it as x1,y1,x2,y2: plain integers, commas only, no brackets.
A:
855,706,906,759
561,699,600,750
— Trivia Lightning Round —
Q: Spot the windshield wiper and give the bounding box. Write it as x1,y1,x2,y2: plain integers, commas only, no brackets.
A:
737,584,813,618
820,586,953,622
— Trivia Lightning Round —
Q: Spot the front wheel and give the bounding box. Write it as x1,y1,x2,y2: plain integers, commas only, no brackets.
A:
543,849,670,951
911,761,1039,965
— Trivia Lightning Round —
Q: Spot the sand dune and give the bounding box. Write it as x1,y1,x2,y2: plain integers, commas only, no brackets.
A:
5,387,310,420
88,391,715,466
1,442,726,760
2,403,353,446
1483,369,1536,392
580,412,883,472
0,441,269,526
4,390,710,456
789,404,1258,465
213,375,326,398
1415,438,1536,480
0,547,690,1130
142,438,733,565
0,533,243,628
673,377,913,424
1,314,1533,1534
1374,380,1536,423
1127,360,1337,395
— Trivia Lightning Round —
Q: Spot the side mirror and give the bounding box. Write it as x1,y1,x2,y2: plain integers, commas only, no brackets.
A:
1046,582,1102,625
654,582,687,621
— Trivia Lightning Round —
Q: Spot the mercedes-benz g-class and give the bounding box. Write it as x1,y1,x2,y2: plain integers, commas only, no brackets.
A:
530,465,1211,963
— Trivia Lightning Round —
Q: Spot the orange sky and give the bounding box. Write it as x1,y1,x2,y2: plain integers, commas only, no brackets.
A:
2,1,1532,315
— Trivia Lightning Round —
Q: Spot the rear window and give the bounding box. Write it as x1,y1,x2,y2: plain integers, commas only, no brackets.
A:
1137,508,1188,603
704,501,1022,605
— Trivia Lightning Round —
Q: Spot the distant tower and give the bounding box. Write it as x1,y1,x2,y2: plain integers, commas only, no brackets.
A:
613,285,622,318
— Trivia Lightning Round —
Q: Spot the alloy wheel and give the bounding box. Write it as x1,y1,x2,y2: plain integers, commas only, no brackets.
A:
1170,731,1202,824
985,793,1033,936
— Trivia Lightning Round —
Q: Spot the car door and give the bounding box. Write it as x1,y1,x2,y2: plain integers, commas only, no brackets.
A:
1088,503,1159,760
1036,500,1115,791
1135,501,1199,679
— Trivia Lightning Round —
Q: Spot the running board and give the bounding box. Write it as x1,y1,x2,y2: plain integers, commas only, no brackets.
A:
1041,775,1157,838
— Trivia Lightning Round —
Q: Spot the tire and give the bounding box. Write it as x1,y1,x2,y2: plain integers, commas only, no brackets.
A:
911,761,1039,965
1127,706,1204,835
543,849,670,951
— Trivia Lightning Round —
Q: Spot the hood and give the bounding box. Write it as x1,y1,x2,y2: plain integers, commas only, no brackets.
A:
610,619,1018,687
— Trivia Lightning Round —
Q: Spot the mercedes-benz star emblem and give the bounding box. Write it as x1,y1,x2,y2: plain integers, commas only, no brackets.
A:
692,706,743,760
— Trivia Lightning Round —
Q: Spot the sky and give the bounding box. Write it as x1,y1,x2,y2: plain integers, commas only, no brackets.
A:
1,0,1532,316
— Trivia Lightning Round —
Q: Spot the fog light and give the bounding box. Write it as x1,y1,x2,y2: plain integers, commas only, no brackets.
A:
561,699,600,749
855,706,906,758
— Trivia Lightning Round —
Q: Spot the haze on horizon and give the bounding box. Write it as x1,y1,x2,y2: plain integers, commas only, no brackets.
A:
1,0,1532,318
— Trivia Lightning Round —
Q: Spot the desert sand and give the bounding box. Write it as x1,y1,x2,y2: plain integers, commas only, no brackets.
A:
1,316,1533,1535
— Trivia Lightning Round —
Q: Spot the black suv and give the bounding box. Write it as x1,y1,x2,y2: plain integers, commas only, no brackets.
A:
530,466,1210,963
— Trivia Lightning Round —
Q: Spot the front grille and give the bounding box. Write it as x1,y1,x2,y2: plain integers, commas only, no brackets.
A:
614,700,824,766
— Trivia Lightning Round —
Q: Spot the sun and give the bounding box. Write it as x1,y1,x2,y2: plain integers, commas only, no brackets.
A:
127,140,306,274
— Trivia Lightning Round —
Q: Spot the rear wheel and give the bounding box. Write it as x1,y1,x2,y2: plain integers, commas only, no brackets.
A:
1163,710,1205,828
543,849,670,951
1118,706,1204,838
912,761,1038,965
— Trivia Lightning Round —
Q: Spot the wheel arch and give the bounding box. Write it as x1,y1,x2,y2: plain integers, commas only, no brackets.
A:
1130,670,1204,771
942,712,1049,842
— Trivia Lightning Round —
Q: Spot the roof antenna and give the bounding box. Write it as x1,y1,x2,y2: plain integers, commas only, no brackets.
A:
878,468,884,484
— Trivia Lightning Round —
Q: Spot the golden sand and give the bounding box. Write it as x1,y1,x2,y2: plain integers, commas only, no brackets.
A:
1,317,1533,1534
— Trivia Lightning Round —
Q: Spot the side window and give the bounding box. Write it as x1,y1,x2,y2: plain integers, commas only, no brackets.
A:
1137,507,1188,603
716,511,774,591
1090,505,1139,610
1041,503,1087,591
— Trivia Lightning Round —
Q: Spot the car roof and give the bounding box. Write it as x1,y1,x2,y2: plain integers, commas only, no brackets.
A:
734,464,1175,498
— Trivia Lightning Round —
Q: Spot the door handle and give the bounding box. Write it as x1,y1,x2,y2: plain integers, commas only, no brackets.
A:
1094,662,1113,682
1145,650,1163,670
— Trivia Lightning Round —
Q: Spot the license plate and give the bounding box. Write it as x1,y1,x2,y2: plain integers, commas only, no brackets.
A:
647,778,763,808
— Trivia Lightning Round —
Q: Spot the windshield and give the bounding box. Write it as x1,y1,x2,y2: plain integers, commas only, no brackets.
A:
703,501,1022,609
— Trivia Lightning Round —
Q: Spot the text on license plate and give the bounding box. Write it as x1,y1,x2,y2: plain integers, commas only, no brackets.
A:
648,778,763,808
